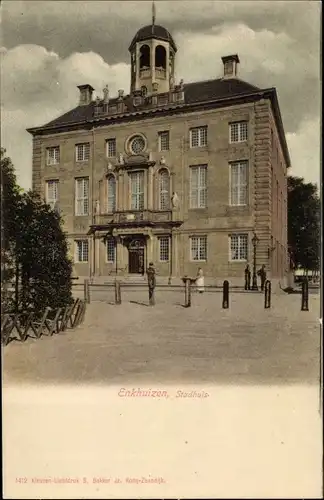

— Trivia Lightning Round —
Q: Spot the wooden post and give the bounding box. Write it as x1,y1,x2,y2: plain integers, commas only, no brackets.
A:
222,280,229,309
84,279,90,304
184,278,191,307
115,280,121,305
301,279,309,311
264,280,271,309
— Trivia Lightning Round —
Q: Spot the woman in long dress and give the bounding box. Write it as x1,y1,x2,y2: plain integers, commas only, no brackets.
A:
196,267,205,293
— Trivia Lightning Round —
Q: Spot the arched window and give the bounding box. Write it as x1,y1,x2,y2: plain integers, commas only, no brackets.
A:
107,175,116,213
155,45,166,69
140,45,150,69
158,169,170,210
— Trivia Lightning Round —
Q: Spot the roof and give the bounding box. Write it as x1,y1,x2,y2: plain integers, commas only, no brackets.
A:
129,24,177,52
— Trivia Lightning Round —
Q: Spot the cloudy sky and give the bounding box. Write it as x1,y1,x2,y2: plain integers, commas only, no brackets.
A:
1,0,321,189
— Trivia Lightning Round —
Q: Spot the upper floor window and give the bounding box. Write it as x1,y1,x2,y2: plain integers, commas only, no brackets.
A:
45,180,59,210
106,138,116,158
230,121,248,143
46,146,60,165
190,126,207,148
106,238,116,263
75,177,89,216
229,234,248,261
129,171,144,210
75,240,89,263
107,175,116,213
190,165,207,209
158,169,170,210
159,236,170,262
76,143,90,162
158,131,170,151
229,161,248,206
190,236,207,262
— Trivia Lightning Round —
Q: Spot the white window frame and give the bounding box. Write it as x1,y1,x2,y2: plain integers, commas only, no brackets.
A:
75,240,89,263
229,121,248,143
106,138,117,158
45,180,59,210
106,238,116,263
190,126,207,148
129,171,144,210
158,169,170,210
107,175,116,213
229,234,248,262
190,165,207,209
76,143,90,162
75,177,89,216
229,161,248,206
158,131,170,151
159,236,170,262
46,146,60,165
190,236,207,262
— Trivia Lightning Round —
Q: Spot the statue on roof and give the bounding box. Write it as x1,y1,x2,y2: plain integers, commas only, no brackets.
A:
103,84,109,103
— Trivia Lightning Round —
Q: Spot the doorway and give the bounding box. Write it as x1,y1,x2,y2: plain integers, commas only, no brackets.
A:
128,239,145,274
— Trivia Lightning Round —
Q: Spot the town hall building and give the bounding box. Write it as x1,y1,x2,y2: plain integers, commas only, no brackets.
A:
28,11,290,282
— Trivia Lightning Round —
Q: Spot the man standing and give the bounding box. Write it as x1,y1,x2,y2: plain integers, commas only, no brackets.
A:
244,264,251,290
257,264,267,291
147,262,156,305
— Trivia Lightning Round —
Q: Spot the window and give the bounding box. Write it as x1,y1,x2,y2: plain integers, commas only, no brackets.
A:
106,238,116,263
190,236,207,261
190,126,207,148
46,146,60,165
158,169,170,210
45,180,59,209
129,135,146,154
230,161,248,206
107,175,116,213
190,165,207,208
75,240,89,262
158,131,170,151
76,143,90,162
230,121,248,143
75,177,89,215
229,234,248,261
106,138,116,158
129,171,144,210
159,237,169,262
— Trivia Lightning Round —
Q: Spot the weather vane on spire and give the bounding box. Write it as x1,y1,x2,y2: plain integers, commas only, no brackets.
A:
152,0,156,26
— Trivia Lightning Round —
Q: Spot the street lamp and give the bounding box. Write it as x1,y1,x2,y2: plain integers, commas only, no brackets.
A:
251,232,259,290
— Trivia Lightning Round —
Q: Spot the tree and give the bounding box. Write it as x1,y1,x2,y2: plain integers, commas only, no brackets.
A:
287,175,320,273
1,148,73,313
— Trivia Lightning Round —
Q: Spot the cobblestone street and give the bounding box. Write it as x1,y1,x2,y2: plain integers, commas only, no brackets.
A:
3,292,321,386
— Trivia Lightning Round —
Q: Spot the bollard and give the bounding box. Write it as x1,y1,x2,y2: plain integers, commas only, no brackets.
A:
84,279,90,304
301,279,309,311
222,280,229,309
115,280,121,305
184,278,191,307
264,280,271,309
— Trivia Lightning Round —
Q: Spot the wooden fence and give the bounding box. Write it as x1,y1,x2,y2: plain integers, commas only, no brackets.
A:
1,298,86,346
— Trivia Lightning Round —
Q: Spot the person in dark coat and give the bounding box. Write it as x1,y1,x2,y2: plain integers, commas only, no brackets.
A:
147,262,156,305
257,264,267,291
244,264,251,290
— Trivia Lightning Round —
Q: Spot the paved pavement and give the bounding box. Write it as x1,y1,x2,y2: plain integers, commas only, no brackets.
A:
3,292,321,386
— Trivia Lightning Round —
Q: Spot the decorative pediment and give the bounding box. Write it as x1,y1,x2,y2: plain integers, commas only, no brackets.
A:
121,153,156,169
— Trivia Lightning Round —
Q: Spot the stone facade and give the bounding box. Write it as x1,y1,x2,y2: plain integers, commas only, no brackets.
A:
28,22,290,282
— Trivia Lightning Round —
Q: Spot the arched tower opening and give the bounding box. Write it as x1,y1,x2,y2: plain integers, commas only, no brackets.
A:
140,44,151,69
155,45,166,69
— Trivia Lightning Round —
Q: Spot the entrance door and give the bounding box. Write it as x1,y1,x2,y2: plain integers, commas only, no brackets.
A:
128,239,145,274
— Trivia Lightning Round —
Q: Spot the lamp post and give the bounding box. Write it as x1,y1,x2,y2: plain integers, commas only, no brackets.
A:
251,232,259,290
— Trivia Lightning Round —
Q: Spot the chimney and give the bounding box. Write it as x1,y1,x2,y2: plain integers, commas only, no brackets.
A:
221,54,240,79
77,84,95,106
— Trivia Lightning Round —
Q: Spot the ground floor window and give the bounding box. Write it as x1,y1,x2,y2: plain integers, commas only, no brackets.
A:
229,234,248,261
75,240,89,262
190,236,207,261
159,236,170,262
106,238,116,263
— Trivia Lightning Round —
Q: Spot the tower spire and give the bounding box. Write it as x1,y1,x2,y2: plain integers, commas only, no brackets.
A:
152,0,156,26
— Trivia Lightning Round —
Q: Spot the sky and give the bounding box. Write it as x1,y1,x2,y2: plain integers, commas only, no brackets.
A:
1,0,321,190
